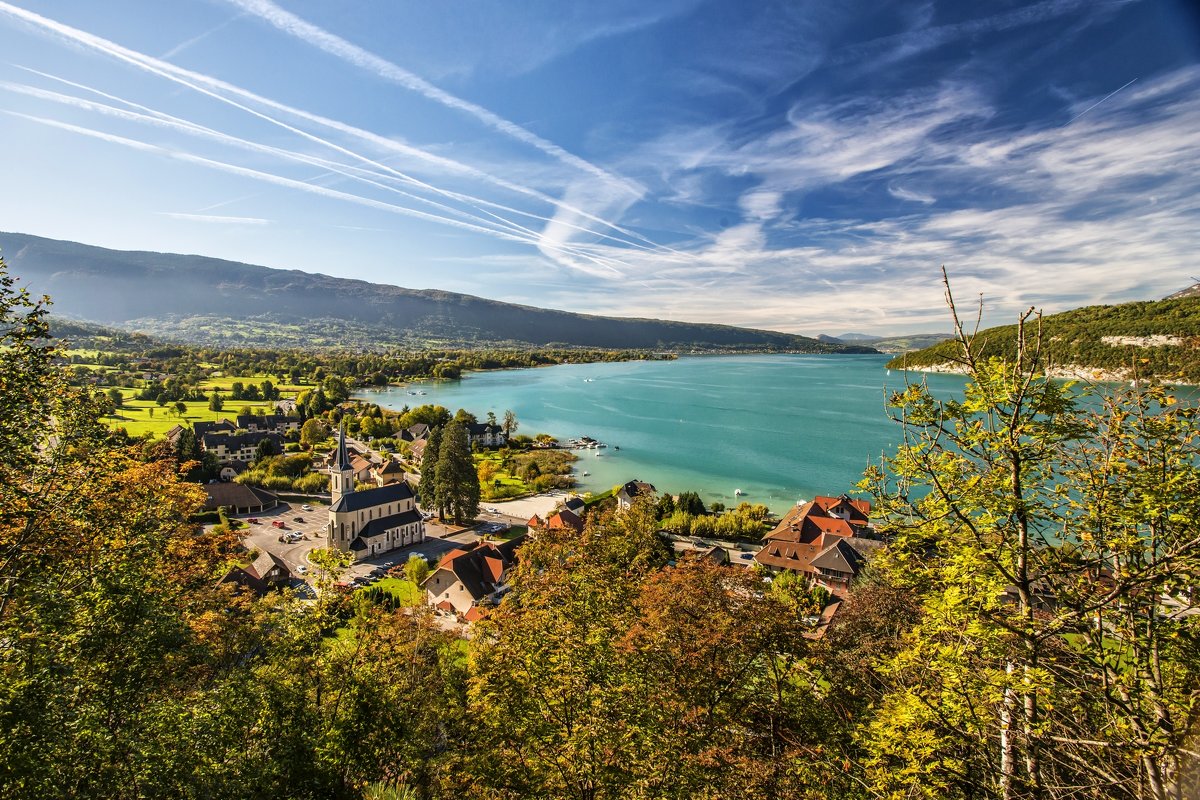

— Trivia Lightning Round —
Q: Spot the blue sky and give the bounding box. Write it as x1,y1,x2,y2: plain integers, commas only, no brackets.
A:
0,0,1197,336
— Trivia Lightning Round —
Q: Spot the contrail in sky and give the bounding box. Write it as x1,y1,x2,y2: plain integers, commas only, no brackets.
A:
222,0,645,197
1064,77,1137,126
0,2,675,258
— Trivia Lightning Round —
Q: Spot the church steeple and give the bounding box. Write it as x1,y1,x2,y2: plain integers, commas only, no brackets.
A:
331,422,355,504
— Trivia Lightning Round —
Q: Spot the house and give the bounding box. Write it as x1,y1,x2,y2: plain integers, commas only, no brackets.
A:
349,454,374,483
400,423,430,442
218,460,249,482
562,496,586,516
617,479,657,511
274,399,298,415
216,551,293,596
201,482,279,514
236,414,300,435
530,508,584,534
373,458,406,486
410,439,427,464
248,550,293,584
165,424,186,447
422,536,526,619
193,419,237,440
754,494,881,596
326,426,425,562
466,422,506,448
200,432,285,463
216,566,266,596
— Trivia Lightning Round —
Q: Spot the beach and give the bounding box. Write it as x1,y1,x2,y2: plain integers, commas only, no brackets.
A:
489,490,572,520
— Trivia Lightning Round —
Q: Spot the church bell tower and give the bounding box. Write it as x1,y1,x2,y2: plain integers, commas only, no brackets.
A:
331,423,355,505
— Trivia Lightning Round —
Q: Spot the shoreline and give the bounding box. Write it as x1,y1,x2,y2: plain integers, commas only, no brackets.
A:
897,362,1195,386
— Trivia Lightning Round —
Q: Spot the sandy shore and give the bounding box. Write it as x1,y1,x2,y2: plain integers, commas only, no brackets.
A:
489,490,571,520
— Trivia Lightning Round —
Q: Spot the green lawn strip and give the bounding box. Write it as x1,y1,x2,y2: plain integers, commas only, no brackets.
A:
490,526,527,541
369,577,423,606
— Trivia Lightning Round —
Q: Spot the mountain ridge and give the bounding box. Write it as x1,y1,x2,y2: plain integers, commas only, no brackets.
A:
1,231,878,353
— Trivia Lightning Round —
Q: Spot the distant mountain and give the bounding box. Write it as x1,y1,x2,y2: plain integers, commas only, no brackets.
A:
2,232,877,353
826,331,954,354
889,295,1200,382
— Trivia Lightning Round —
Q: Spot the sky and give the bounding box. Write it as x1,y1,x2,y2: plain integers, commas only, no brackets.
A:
0,0,1198,337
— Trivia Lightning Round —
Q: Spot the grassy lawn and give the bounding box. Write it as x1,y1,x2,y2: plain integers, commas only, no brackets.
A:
101,391,282,438
476,449,577,500
490,525,527,541
371,577,423,606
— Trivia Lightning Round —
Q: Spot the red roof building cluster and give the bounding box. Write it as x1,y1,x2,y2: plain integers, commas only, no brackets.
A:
754,494,882,596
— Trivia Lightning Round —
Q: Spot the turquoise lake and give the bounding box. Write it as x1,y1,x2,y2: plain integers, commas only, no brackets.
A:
357,354,978,513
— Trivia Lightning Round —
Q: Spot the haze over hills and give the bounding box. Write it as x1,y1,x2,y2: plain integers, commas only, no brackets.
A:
820,331,954,354
889,288,1200,382
1,232,877,353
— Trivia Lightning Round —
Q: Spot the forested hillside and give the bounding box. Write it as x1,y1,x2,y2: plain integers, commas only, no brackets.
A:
3,231,875,353
888,295,1200,381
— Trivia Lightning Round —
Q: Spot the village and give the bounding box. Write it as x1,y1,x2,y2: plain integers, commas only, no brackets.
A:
179,408,886,638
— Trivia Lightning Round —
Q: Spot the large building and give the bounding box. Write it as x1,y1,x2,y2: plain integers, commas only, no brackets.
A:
327,427,425,561
754,494,883,596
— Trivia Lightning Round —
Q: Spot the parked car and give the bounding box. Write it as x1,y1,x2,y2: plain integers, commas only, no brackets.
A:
297,565,308,574
272,520,287,529
740,552,755,560
247,518,259,525
301,504,313,512
292,516,304,522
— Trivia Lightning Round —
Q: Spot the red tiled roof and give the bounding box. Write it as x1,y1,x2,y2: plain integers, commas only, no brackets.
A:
463,605,486,623
546,509,584,533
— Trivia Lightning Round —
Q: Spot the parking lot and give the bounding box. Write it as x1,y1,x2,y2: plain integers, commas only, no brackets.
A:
231,500,494,590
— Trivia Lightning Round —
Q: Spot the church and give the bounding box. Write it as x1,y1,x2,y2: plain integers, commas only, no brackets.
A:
327,426,425,561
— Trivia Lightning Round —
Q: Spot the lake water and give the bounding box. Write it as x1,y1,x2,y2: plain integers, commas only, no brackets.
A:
357,354,978,513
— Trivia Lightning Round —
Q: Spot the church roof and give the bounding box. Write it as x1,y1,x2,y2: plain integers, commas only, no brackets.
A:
330,481,415,513
335,424,353,471
356,509,423,540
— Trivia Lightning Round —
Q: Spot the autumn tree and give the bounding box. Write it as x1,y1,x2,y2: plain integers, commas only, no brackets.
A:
859,276,1200,800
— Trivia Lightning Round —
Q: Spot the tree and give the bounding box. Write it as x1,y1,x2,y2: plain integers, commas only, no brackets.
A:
453,408,477,425
106,387,123,409
404,554,430,585
676,490,705,516
173,400,188,418
502,409,519,439
300,417,328,448
254,437,276,464
208,390,224,411
859,277,1200,800
434,420,479,523
418,426,443,513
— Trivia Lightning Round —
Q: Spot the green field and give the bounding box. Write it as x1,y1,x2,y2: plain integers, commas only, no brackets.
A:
101,390,282,438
